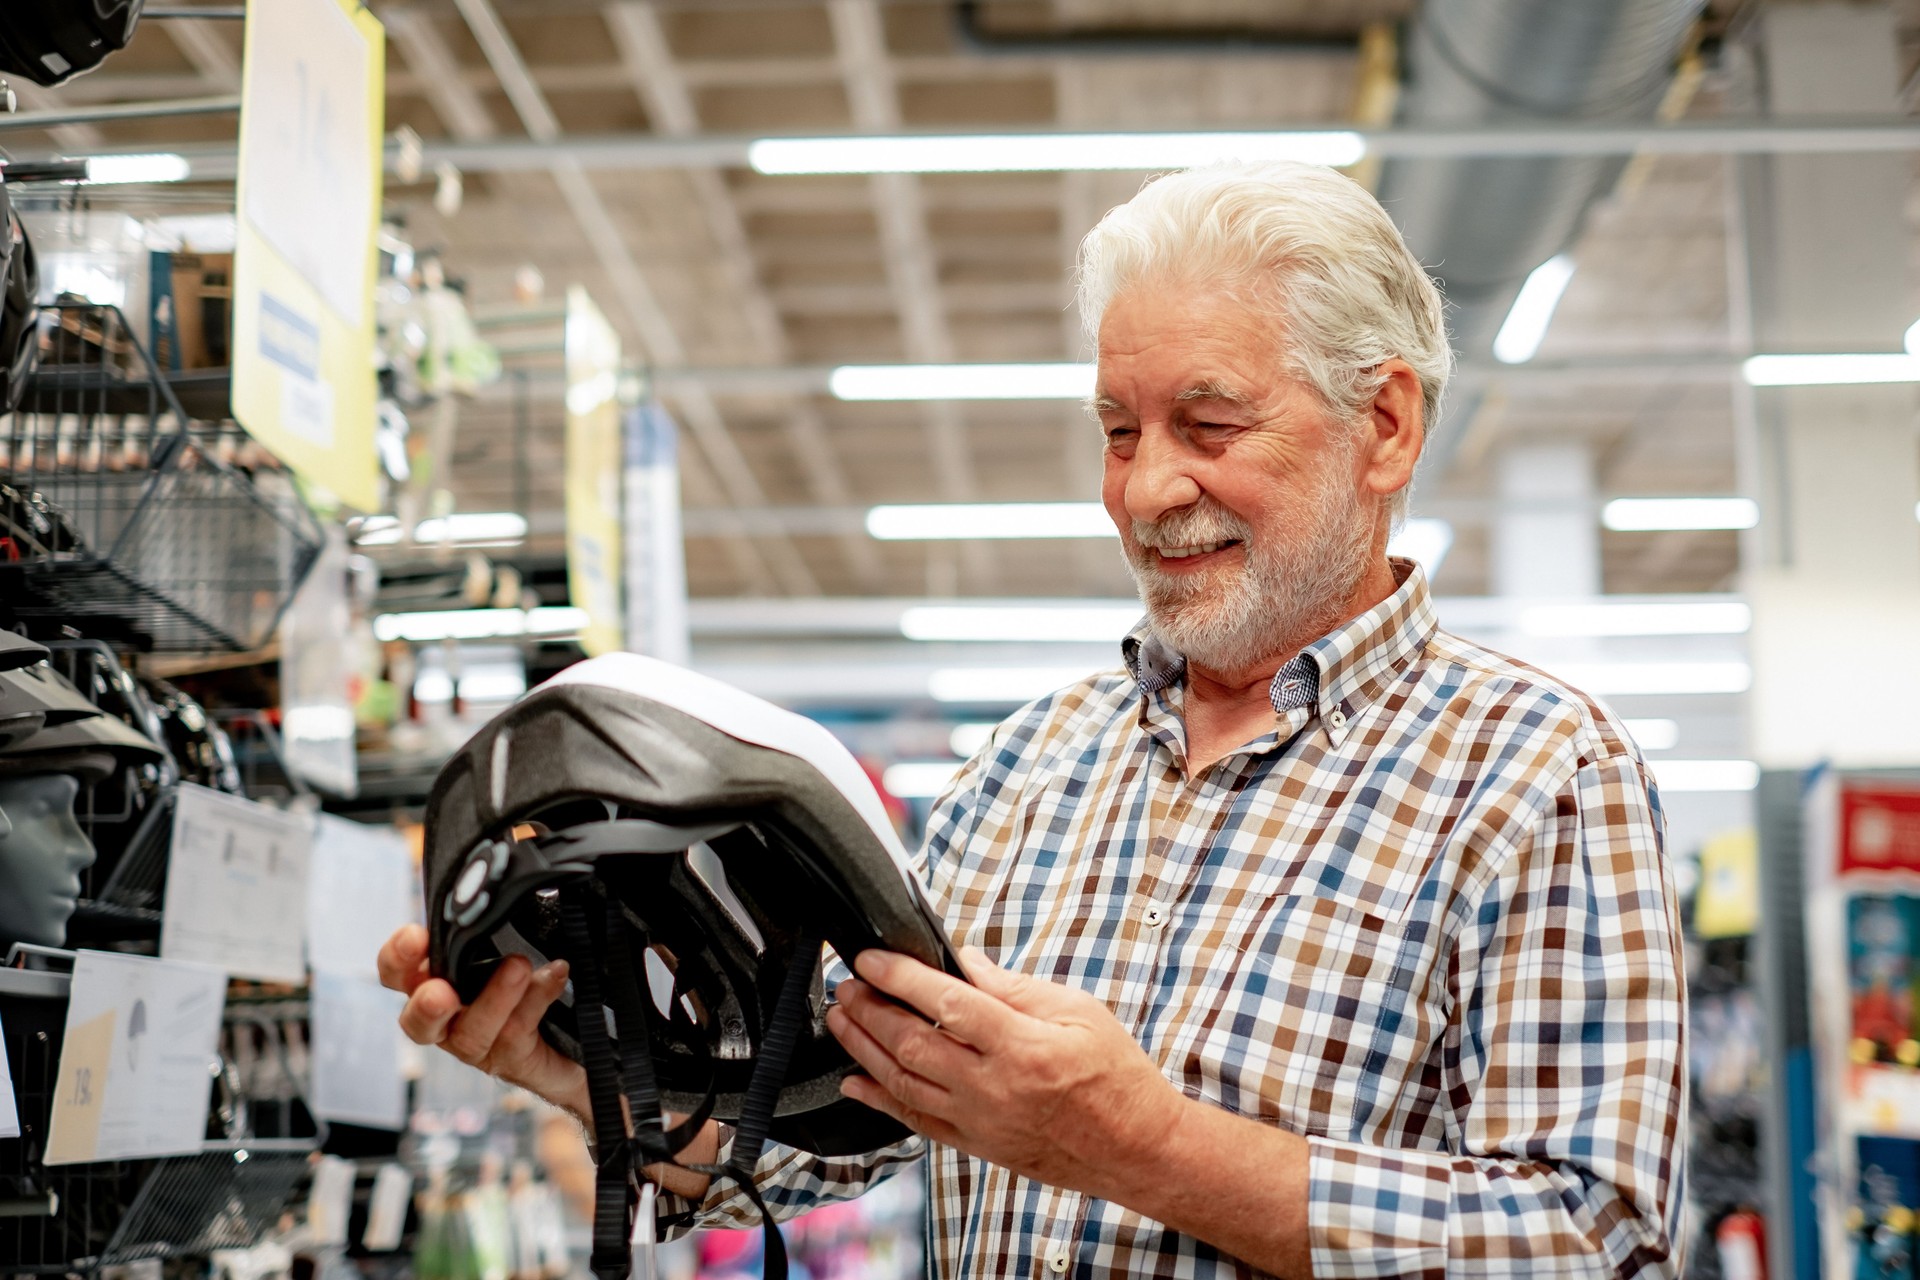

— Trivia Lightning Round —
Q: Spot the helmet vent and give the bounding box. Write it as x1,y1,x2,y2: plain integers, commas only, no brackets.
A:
643,945,675,1018
687,840,766,955
489,727,511,813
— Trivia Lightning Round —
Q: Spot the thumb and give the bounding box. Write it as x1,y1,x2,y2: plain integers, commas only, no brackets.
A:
959,946,1069,1015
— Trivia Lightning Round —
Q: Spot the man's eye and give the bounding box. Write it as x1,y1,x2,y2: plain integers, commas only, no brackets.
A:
1105,427,1136,442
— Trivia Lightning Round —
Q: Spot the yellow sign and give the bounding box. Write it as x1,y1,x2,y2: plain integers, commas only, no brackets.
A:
1693,828,1760,940
231,0,385,512
565,287,625,657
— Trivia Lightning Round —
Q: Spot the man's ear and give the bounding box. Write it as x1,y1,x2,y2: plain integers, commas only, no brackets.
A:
1359,360,1424,500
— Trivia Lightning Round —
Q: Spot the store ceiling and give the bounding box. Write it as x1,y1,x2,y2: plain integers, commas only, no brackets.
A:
5,0,1913,605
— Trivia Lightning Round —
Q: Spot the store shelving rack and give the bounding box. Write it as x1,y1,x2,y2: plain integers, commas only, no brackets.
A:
0,956,317,1274
0,302,323,652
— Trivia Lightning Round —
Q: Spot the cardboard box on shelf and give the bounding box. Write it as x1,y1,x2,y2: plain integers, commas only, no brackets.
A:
148,251,232,371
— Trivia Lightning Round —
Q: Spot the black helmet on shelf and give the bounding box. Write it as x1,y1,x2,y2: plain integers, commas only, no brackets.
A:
137,675,242,794
0,677,167,782
0,483,84,562
0,653,108,751
0,0,145,87
423,653,961,1280
0,209,42,414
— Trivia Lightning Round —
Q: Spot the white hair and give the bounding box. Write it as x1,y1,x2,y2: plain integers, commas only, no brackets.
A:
1075,161,1453,520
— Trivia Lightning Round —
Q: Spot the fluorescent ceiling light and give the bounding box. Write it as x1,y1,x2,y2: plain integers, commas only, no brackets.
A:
357,511,529,547
1547,661,1751,696
373,606,588,643
1647,759,1760,793
830,363,1094,401
867,502,1115,541
1519,601,1752,637
1741,353,1920,386
1601,497,1758,532
1491,254,1576,365
1621,718,1681,752
1905,317,1920,355
750,131,1366,176
84,153,191,184
949,722,998,757
901,604,1138,643
928,667,1092,704
1387,518,1453,575
882,761,965,799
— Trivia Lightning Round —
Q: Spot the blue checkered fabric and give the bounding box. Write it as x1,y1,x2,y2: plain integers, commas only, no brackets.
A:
672,560,1687,1279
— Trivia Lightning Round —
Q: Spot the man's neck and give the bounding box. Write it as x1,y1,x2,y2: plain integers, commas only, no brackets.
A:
1178,556,1399,771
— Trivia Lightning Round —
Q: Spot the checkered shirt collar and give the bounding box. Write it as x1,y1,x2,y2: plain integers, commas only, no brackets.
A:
1121,557,1437,735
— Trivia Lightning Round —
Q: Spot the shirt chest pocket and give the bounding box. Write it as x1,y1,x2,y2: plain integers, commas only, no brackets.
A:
1168,891,1432,1140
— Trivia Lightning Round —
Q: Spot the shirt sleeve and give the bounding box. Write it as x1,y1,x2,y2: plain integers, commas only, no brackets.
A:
1305,753,1689,1280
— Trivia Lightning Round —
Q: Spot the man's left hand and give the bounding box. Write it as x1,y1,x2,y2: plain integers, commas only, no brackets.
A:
826,946,1187,1201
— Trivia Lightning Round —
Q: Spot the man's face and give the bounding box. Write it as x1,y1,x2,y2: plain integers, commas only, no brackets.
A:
1094,283,1381,676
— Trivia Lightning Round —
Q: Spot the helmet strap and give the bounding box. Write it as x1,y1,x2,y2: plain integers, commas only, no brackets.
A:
561,879,823,1280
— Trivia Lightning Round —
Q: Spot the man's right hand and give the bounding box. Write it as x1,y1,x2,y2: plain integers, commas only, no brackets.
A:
377,923,589,1123
375,924,720,1200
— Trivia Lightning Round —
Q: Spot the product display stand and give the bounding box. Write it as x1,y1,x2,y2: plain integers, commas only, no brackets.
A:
1800,771,1920,1279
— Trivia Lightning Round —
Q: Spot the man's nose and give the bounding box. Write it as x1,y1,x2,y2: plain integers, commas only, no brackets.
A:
1124,426,1202,524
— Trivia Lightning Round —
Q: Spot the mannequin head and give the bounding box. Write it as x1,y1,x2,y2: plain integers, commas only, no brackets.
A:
0,771,99,950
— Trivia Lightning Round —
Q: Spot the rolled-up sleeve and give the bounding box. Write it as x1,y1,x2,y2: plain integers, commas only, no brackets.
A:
1306,754,1688,1279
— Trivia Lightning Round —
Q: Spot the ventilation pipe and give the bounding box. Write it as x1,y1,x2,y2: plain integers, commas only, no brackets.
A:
1377,0,1704,359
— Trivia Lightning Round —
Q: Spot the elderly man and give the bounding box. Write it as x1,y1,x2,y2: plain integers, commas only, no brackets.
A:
379,160,1685,1278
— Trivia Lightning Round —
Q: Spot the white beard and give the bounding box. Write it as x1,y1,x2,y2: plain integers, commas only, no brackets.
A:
1125,455,1377,675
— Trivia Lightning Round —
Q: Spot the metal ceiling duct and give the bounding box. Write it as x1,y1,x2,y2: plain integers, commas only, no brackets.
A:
1377,0,1705,358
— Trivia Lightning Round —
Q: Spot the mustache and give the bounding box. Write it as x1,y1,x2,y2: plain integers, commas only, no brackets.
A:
1130,502,1254,552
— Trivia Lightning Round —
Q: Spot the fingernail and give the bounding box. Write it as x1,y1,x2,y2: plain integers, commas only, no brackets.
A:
854,950,890,979
537,959,569,982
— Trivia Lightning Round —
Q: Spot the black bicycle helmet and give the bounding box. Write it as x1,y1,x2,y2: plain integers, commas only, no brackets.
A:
0,209,42,414
0,646,108,750
424,653,961,1280
138,675,242,794
0,677,167,778
0,0,145,86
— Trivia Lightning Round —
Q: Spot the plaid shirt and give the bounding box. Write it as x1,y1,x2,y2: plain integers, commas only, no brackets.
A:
677,560,1687,1279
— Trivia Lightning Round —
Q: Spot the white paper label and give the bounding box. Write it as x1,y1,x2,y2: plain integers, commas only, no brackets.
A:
364,1164,413,1251
309,972,408,1130
307,815,417,979
44,951,227,1164
306,1154,355,1245
161,784,313,984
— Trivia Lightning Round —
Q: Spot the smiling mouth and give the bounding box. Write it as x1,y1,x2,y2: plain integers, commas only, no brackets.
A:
1153,539,1241,561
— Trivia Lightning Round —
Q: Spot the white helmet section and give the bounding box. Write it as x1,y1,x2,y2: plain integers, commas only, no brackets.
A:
541,653,922,891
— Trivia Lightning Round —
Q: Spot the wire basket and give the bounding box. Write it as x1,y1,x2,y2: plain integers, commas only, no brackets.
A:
0,969,320,1274
0,973,153,1273
0,302,324,652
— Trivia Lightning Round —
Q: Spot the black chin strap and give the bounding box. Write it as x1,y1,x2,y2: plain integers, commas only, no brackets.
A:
561,880,823,1280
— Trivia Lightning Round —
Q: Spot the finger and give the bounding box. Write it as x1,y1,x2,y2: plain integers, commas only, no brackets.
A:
376,924,430,994
839,1073,963,1148
833,982,979,1084
851,950,1012,1053
957,946,1076,1017
825,1004,954,1118
443,956,533,1064
489,960,569,1075
399,977,463,1046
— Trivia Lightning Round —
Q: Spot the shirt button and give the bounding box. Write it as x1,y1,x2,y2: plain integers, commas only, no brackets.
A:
1141,902,1167,929
1046,1245,1071,1273
1327,708,1347,728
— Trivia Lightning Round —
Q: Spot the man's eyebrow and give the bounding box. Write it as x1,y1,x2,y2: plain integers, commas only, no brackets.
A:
1086,394,1124,416
1173,380,1254,406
